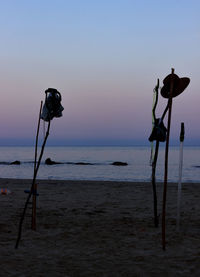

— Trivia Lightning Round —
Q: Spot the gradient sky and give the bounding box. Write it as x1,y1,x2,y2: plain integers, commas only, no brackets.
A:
0,0,199,145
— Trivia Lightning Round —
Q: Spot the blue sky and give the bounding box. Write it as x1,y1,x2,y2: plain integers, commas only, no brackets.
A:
0,0,199,145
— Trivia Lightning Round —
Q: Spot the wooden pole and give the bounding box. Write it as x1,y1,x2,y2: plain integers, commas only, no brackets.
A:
31,183,37,230
15,120,51,249
162,68,175,250
152,140,159,227
151,88,170,228
176,122,185,231
34,101,43,172
161,102,169,122
151,79,159,227
31,101,43,231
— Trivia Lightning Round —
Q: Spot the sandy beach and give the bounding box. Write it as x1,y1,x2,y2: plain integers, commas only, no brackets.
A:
0,178,200,276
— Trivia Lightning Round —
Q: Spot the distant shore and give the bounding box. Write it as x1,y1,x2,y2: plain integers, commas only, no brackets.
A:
0,178,200,276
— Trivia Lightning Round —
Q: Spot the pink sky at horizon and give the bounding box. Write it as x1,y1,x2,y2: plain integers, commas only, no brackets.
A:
0,0,199,145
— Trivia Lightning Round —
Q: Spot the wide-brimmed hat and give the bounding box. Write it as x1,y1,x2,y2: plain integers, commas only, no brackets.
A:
161,73,190,98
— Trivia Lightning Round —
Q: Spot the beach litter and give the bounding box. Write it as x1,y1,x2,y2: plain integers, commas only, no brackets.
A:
1,188,12,195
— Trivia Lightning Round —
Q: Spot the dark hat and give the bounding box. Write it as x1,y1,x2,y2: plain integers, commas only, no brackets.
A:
161,73,190,98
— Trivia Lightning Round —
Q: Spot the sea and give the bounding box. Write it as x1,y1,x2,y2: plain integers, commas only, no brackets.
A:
0,146,199,183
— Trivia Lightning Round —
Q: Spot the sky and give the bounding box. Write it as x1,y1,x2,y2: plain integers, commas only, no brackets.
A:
0,0,199,146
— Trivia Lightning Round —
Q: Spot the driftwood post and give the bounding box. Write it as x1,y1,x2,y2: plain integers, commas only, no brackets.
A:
160,69,190,250
149,79,169,227
15,120,51,249
15,88,64,249
31,183,37,230
151,79,159,227
162,68,175,250
32,101,43,230
151,141,159,227
176,122,185,231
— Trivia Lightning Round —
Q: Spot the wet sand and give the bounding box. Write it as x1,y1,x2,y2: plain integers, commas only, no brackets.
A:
0,178,200,276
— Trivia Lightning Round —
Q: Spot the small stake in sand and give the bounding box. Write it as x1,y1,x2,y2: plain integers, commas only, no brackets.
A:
160,69,190,250
176,122,185,231
15,88,64,249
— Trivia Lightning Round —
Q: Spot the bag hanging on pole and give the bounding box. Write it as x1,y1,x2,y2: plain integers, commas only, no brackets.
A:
41,88,64,121
149,118,167,142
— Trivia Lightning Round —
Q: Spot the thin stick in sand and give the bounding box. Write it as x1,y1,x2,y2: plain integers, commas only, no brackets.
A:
32,101,43,230
150,79,169,228
31,183,38,231
34,101,43,172
151,79,159,227
162,68,175,250
15,87,64,248
15,120,51,249
176,122,185,231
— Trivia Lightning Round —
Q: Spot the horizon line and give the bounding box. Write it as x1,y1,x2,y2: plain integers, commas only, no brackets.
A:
0,139,199,147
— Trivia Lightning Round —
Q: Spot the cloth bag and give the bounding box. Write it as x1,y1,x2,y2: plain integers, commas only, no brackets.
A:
41,88,64,121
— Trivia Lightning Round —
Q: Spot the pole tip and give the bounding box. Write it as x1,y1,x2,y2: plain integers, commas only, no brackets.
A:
180,122,185,142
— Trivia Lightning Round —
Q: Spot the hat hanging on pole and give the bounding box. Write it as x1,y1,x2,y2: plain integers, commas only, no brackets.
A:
161,74,190,98
161,69,190,251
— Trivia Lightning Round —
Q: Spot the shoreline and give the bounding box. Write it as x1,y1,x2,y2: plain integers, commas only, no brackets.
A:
0,179,200,276
1,177,200,184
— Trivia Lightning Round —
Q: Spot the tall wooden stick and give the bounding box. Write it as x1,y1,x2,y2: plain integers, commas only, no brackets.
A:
151,90,170,228
161,102,169,122
162,68,175,250
31,183,37,231
34,101,43,172
152,140,159,227
31,101,43,230
151,79,159,227
15,120,51,249
176,122,185,231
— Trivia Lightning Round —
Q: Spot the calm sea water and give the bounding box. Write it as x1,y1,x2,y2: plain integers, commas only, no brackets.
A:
0,146,199,182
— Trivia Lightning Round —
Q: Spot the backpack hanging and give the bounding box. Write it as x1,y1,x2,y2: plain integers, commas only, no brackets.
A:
149,118,167,142
41,88,64,121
